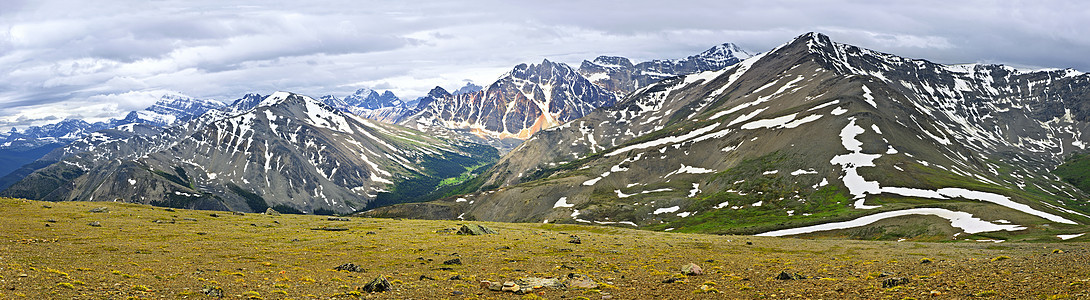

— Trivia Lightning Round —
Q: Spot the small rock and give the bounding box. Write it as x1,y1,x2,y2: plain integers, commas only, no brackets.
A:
661,277,682,284
681,263,703,275
775,271,803,280
700,284,718,293
878,271,894,278
231,211,244,216
42,205,52,209
487,282,503,291
569,235,582,244
328,217,350,221
45,219,56,223
930,290,942,296
361,276,392,293
265,207,281,216
443,258,462,265
333,263,365,272
746,241,753,245
495,246,512,250
920,258,933,264
500,281,519,292
164,208,175,212
516,277,565,289
565,273,599,289
419,275,435,280
209,213,219,217
449,275,462,281
311,227,348,231
436,227,458,233
183,218,198,221
457,224,497,235
152,219,175,224
89,207,109,213
201,285,224,297
882,277,910,288
87,221,102,227
365,231,377,235
18,273,28,277
450,291,464,296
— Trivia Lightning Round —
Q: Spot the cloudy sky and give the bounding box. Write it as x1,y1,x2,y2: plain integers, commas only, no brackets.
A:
2,0,1088,130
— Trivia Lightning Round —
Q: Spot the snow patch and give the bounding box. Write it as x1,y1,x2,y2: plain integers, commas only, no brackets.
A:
549,197,575,209
653,206,680,214
756,208,1025,237
790,169,817,175
1058,233,1085,240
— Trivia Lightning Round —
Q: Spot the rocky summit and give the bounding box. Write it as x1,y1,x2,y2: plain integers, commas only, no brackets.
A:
367,32,1090,242
579,42,753,95
397,59,619,143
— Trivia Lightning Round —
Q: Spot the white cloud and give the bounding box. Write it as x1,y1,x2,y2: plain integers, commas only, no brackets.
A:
0,0,1088,131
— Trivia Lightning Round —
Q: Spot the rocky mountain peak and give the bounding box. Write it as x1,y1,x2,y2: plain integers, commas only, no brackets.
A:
586,56,635,69
578,42,752,95
452,82,483,95
697,42,753,61
343,88,402,110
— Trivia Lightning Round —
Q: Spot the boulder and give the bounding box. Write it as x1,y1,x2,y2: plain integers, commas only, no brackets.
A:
565,273,599,289
775,271,804,280
361,276,392,292
516,277,565,289
333,263,365,272
442,258,462,265
882,277,910,288
265,207,281,216
681,263,703,275
457,224,497,235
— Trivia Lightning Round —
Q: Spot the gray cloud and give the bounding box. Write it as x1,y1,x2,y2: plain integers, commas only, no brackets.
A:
1,0,1088,130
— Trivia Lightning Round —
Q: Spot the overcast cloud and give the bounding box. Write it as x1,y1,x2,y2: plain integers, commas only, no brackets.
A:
2,0,1088,130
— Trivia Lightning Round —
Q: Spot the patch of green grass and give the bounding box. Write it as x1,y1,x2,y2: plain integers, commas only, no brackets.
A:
437,162,491,188
1053,153,1090,194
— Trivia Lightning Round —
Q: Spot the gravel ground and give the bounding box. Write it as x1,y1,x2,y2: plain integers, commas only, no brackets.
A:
0,198,1086,299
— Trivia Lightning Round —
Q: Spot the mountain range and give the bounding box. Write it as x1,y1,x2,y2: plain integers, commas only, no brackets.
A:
4,32,1089,241
365,32,1090,242
578,42,753,95
1,92,496,214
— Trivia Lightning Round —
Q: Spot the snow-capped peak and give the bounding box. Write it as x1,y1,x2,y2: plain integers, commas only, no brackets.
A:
698,43,753,61
259,91,299,107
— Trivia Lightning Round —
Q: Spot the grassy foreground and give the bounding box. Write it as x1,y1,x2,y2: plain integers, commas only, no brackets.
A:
0,197,1087,299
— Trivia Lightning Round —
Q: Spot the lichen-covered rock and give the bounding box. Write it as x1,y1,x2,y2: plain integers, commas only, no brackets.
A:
457,224,497,235
361,276,392,292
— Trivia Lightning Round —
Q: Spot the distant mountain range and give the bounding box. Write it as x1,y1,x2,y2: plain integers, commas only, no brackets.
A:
2,92,496,214
578,42,753,95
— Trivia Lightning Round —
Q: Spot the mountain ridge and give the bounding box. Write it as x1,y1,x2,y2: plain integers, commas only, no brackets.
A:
364,32,1090,242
